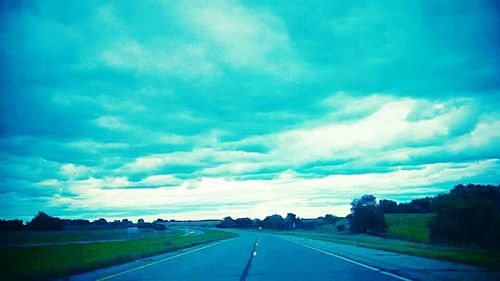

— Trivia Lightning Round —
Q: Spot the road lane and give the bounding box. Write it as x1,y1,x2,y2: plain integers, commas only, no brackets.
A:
71,232,255,281
71,230,403,281
247,233,400,281
68,229,500,280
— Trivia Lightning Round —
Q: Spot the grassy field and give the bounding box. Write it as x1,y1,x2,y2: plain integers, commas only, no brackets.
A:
1,229,237,280
0,228,179,246
385,213,434,242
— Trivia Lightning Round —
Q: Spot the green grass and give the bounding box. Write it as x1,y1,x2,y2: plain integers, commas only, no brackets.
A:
263,229,500,269
1,229,237,280
385,213,434,242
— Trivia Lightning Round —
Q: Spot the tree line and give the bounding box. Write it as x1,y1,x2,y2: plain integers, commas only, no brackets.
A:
2,184,498,249
216,184,500,250
0,212,167,231
349,184,500,249
217,213,340,230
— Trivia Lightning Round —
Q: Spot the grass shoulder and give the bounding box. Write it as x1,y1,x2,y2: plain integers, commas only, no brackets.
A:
1,228,237,280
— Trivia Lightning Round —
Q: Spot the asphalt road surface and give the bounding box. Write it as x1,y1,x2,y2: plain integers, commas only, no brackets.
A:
70,230,499,281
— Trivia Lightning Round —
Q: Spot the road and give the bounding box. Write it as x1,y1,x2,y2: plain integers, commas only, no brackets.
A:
169,226,205,237
69,230,500,281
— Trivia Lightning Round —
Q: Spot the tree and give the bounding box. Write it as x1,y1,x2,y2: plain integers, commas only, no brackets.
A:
409,197,433,213
217,216,235,228
349,195,386,234
262,214,284,230
254,218,263,228
378,197,434,214
284,213,297,230
26,212,63,231
295,218,316,230
0,219,23,231
122,219,133,226
93,218,108,225
379,199,398,214
324,214,339,224
235,217,253,228
429,184,500,249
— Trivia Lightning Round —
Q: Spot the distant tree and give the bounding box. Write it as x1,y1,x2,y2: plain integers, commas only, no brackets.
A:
93,218,108,225
262,214,284,230
26,212,63,231
137,222,167,231
295,218,316,230
410,197,433,213
379,199,398,214
253,218,263,228
0,219,23,231
324,214,339,224
349,195,386,234
284,213,297,230
316,217,326,226
235,217,253,228
429,184,500,249
137,219,145,225
397,197,433,213
217,216,236,228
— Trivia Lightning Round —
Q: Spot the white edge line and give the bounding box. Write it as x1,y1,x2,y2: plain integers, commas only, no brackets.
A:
288,239,413,281
95,239,231,281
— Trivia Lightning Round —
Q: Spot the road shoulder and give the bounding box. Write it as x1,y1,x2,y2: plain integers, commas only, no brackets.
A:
64,238,235,281
279,235,500,281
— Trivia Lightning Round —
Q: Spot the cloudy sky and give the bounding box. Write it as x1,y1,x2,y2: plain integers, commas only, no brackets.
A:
1,0,499,221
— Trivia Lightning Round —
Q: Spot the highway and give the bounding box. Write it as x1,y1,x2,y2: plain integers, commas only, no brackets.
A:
70,230,500,281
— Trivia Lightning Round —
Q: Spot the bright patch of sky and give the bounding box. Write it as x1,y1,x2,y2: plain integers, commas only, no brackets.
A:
1,0,499,221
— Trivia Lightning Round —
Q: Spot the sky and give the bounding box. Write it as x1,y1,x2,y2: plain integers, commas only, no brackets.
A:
1,0,499,222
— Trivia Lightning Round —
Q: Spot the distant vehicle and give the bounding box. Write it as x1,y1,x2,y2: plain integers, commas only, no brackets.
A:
190,231,195,234
258,227,263,230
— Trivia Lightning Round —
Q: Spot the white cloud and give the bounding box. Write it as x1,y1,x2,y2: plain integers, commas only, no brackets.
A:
180,0,306,78
138,174,182,187
50,159,499,220
95,116,132,131
259,95,486,168
121,148,265,173
105,41,216,77
60,164,90,180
